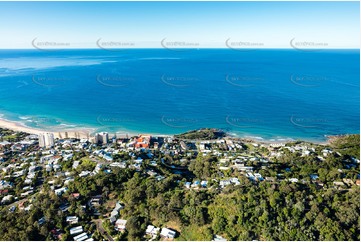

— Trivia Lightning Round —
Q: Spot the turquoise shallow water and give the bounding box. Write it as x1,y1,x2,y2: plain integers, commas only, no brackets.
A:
0,49,359,142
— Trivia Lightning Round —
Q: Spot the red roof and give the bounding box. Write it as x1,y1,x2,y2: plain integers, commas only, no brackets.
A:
0,189,8,194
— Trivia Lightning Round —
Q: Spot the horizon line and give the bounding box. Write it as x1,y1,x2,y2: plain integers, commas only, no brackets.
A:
0,47,359,50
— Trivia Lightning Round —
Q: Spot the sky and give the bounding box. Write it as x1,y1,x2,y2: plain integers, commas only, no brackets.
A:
0,1,359,49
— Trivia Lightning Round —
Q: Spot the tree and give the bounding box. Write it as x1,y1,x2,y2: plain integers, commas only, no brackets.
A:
126,216,144,240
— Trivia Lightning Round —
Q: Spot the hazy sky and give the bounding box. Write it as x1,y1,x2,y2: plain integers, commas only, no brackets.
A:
0,1,359,49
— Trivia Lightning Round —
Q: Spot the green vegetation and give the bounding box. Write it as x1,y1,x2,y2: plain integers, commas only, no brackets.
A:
0,129,359,241
0,128,29,142
174,128,226,140
330,134,360,158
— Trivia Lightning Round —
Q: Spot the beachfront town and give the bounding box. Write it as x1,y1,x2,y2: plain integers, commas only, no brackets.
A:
0,128,359,241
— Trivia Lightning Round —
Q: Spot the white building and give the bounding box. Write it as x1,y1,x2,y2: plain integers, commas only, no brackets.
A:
160,228,176,239
95,132,109,145
146,225,160,235
39,133,55,148
66,216,79,224
115,219,127,231
73,232,88,241
69,226,83,235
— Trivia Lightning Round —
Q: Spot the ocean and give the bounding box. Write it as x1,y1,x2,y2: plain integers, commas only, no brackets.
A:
0,49,359,142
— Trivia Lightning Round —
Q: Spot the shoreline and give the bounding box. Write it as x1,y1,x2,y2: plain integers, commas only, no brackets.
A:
0,117,94,140
0,115,335,145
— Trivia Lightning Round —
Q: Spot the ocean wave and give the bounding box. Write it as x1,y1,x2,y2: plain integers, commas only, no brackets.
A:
246,136,264,140
228,132,238,137
19,116,31,120
59,123,77,128
276,138,294,141
138,57,181,60
0,57,116,72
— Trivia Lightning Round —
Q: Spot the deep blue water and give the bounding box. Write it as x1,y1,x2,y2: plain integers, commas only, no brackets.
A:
0,49,359,141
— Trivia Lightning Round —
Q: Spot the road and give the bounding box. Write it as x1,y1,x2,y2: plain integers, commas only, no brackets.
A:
94,219,114,241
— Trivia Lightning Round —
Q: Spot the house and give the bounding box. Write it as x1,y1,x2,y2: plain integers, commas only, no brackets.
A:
11,143,28,151
71,193,80,199
53,164,61,171
201,180,208,188
89,195,102,207
0,180,13,189
213,235,227,241
343,178,354,186
265,177,276,182
65,178,75,185
54,187,68,196
9,205,16,212
302,150,311,156
235,164,253,171
146,169,157,177
0,189,9,195
184,182,191,189
230,177,240,185
93,164,102,174
69,226,83,235
110,202,124,223
79,171,91,177
1,194,13,204
146,225,160,236
220,180,231,187
24,204,33,211
333,181,345,186
103,154,113,162
191,180,200,188
135,157,143,164
289,178,298,183
220,158,230,164
23,186,33,191
160,228,176,239
73,232,88,241
0,141,11,147
51,228,65,240
310,174,319,180
18,201,26,210
254,173,264,181
59,204,70,212
115,219,127,231
134,135,151,148
21,190,34,197
155,175,165,181
45,164,53,172
66,216,79,224
269,143,285,148
28,165,36,173
110,162,127,169
13,169,26,177
73,160,80,169
219,166,230,170
38,217,46,225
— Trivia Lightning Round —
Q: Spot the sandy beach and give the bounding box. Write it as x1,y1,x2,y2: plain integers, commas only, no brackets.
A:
0,116,152,140
0,117,93,139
